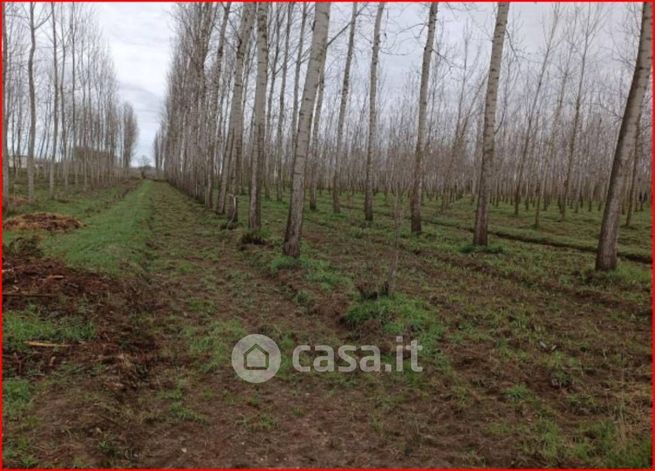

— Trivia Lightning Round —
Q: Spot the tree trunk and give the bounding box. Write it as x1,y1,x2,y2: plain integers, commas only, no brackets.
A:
596,2,652,270
49,3,59,199
2,4,10,209
473,3,509,246
513,11,558,216
289,3,308,175
332,3,357,214
249,3,269,231
27,3,39,201
409,2,438,234
625,109,642,228
309,76,325,212
364,3,384,222
218,4,255,220
275,4,293,201
283,2,331,257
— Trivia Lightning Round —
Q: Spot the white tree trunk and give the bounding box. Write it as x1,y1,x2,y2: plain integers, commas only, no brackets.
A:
27,3,38,201
49,3,59,199
473,2,509,246
283,2,331,257
332,3,357,214
409,2,438,234
364,3,384,222
596,2,652,270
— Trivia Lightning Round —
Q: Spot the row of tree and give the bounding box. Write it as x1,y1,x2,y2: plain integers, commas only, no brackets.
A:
157,2,652,270
2,2,139,206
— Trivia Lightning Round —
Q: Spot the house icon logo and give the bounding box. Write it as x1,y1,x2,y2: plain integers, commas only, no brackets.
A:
244,344,269,370
231,334,281,383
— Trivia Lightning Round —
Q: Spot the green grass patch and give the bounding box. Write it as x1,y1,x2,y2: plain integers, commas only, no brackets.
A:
270,254,353,291
3,306,95,352
183,319,246,372
504,383,532,403
3,378,32,421
345,294,443,352
41,180,153,274
570,420,651,468
269,254,303,273
2,378,38,467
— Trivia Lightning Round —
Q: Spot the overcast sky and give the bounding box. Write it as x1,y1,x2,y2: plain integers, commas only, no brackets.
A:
95,2,174,163
93,2,631,165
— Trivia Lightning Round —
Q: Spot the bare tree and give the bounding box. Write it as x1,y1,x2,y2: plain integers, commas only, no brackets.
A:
218,4,255,220
513,5,559,216
49,3,59,198
283,2,331,257
473,3,510,246
26,3,50,201
596,2,652,270
249,2,269,231
2,4,11,208
410,2,438,234
332,3,358,214
121,103,138,171
560,5,603,221
275,3,293,201
364,3,385,222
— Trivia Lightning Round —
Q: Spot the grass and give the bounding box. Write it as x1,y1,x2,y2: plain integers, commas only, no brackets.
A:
459,242,506,254
159,379,208,424
3,177,650,468
3,378,33,421
183,319,247,372
3,378,38,467
504,384,532,403
4,177,139,220
3,306,96,352
41,180,154,274
269,253,354,292
345,294,444,354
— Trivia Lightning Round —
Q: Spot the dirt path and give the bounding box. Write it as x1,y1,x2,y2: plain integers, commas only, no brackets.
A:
135,182,455,467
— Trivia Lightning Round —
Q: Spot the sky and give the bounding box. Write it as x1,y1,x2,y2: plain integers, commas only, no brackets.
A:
95,2,175,164
92,2,631,166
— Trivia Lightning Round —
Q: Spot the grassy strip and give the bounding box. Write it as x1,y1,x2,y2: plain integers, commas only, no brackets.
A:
41,180,154,275
4,179,139,220
3,306,95,352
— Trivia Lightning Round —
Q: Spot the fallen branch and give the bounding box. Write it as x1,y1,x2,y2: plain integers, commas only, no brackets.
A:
25,341,72,348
